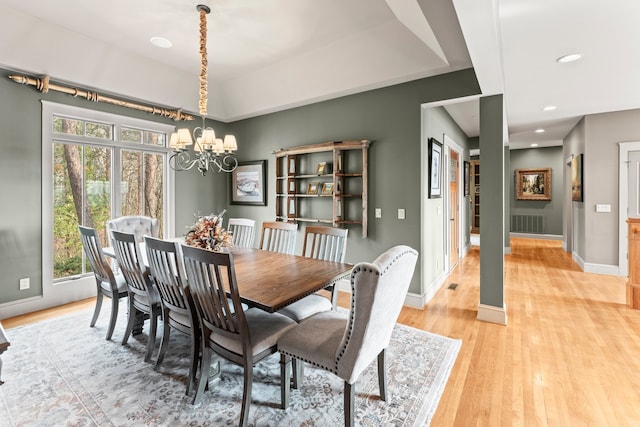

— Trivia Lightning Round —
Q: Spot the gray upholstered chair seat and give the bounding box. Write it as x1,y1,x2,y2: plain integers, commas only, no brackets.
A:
277,294,333,323
100,273,128,294
278,310,347,372
132,289,161,310
167,310,191,329
209,308,295,356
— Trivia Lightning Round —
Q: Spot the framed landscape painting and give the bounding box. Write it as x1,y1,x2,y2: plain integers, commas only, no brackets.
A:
230,160,267,205
515,168,552,201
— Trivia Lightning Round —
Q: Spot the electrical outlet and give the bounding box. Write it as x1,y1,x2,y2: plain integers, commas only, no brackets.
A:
375,208,382,218
19,277,30,290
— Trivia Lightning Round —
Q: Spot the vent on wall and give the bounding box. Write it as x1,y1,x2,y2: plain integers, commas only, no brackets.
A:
511,214,544,234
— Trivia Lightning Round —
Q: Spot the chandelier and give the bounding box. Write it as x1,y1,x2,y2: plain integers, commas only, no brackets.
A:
169,4,238,176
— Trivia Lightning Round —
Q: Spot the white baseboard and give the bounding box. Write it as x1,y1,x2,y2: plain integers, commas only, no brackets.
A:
404,292,425,309
562,240,567,251
583,262,620,276
477,303,507,325
510,232,563,240
572,251,585,271
504,246,511,255
337,278,429,309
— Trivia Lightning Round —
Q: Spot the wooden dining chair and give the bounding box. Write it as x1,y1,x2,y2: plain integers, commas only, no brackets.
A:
78,226,128,340
181,244,296,426
144,236,199,396
111,230,162,363
278,226,348,322
227,218,256,248
278,245,418,427
259,221,297,255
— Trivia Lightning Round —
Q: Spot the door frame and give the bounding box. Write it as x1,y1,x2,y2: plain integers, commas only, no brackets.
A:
444,134,465,271
619,141,640,276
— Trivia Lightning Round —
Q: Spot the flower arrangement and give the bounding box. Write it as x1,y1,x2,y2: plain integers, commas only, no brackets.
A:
184,210,233,251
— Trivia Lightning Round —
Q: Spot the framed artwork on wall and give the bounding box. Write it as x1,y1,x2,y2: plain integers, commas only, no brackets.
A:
571,154,584,202
464,160,470,196
229,160,267,206
515,167,552,201
428,137,443,198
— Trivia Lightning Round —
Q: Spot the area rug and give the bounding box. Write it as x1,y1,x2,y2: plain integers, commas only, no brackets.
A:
0,305,460,426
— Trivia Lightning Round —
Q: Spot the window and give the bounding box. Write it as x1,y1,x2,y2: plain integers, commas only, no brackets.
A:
44,102,175,283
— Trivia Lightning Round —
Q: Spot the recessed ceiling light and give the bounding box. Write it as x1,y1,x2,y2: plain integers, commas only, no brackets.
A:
535,129,545,133
556,53,583,63
531,143,539,147
543,105,557,111
150,36,172,48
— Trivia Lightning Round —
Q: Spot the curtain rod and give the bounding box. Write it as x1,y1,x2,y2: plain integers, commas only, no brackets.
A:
8,74,195,122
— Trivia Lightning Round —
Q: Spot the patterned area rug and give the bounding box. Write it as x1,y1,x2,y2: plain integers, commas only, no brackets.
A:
0,305,460,426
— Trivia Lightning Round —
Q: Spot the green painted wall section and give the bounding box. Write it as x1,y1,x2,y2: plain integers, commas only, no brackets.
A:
479,95,504,308
510,146,564,235
222,69,481,295
0,67,481,308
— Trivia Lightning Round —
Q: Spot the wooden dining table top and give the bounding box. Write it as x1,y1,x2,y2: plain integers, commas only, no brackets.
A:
104,243,352,313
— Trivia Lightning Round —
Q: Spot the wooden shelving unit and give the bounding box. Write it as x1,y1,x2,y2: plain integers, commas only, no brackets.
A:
274,140,370,238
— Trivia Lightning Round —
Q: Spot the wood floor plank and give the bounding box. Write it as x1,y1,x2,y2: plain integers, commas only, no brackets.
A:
3,238,640,425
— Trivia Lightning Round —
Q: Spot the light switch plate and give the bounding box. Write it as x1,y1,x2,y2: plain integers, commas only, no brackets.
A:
375,208,382,218
398,208,405,220
596,204,611,213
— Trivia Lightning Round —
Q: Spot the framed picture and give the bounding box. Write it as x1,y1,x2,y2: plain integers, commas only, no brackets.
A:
571,154,583,202
321,182,334,195
316,161,329,175
229,160,267,206
464,161,470,196
428,137,443,198
307,181,319,195
515,168,552,201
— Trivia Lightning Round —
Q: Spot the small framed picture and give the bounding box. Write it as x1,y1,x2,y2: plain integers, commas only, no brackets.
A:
321,182,334,195
316,161,328,175
307,182,319,195
230,160,267,206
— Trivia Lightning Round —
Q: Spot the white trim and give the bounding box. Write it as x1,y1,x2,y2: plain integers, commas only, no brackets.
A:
504,246,511,255
404,292,425,309
583,263,620,276
477,303,507,325
618,141,640,277
562,240,567,251
1,101,177,319
443,134,465,275
573,251,586,271
337,279,427,309
509,232,563,240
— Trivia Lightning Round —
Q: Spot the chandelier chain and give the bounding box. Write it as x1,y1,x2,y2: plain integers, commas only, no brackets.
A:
198,7,208,116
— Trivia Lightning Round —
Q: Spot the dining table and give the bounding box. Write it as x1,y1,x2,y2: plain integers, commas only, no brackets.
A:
103,243,353,313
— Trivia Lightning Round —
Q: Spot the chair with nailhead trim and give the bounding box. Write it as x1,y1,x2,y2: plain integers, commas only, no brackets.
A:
277,245,418,427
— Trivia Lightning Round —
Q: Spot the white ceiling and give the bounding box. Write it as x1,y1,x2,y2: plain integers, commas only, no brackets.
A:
1,0,639,150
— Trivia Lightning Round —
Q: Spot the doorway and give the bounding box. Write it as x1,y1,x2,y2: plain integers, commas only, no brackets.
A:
444,135,464,272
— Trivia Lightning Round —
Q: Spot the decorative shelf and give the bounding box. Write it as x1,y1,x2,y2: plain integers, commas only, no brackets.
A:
273,140,370,238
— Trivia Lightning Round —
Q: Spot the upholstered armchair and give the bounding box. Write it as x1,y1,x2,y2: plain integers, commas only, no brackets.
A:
106,215,159,243
278,245,418,427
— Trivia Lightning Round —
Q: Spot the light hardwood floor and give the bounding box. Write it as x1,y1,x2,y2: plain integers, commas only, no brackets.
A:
3,238,640,425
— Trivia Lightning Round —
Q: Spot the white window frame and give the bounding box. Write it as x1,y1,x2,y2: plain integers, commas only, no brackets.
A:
40,101,175,309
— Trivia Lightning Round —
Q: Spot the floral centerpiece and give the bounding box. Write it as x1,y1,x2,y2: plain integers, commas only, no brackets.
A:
184,210,233,251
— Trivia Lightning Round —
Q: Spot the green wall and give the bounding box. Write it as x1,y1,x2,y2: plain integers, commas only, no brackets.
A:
0,67,481,310
510,146,564,235
0,68,227,306
222,69,481,295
